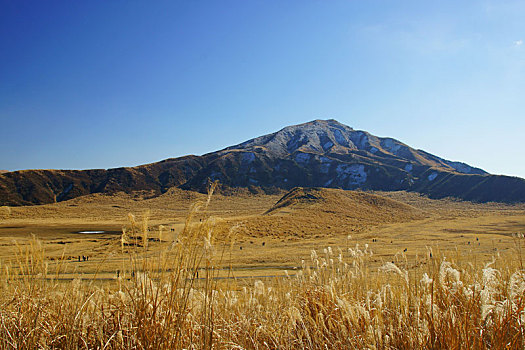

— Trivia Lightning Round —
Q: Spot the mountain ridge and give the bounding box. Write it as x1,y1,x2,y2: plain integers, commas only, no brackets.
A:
1,119,524,205
220,119,486,175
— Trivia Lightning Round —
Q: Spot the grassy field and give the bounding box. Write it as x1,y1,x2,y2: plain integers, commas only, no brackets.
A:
1,186,525,348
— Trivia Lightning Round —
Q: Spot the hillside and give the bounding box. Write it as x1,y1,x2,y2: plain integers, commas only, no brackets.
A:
230,187,427,238
1,119,525,205
266,187,421,217
0,156,204,206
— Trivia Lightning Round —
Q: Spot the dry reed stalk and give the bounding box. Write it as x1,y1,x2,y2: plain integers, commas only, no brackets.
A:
1,188,524,349
0,206,11,220
142,209,150,248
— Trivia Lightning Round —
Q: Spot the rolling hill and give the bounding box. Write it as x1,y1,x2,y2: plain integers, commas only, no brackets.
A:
227,187,427,238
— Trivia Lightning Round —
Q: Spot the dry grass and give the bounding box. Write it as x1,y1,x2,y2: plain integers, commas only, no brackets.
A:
0,206,10,220
1,186,525,349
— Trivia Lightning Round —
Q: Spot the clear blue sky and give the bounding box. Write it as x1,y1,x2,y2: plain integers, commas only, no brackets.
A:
1,0,524,177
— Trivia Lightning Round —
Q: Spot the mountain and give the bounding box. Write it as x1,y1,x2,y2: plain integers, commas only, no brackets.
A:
1,119,525,205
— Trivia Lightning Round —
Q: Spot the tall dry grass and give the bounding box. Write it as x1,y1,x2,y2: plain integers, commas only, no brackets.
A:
0,205,10,220
1,184,524,349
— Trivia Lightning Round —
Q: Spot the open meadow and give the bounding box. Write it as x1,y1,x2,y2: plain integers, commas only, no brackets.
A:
1,186,525,348
4,1,525,348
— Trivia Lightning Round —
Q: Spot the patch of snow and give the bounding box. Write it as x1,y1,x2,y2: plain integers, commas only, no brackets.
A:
324,179,333,186
78,231,105,234
319,156,332,174
370,147,378,154
350,132,368,149
336,164,367,185
323,141,334,150
382,139,402,155
249,167,257,173
333,129,349,147
295,153,311,164
284,178,288,183
286,134,307,153
404,164,413,172
428,172,438,181
248,178,259,184
448,162,472,174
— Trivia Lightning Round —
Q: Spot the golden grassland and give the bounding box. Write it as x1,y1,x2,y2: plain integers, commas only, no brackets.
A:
1,184,525,349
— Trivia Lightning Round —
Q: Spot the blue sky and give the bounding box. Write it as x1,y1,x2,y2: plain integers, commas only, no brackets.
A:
1,0,524,177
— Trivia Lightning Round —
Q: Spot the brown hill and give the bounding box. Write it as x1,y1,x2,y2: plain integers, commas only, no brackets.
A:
2,119,525,205
266,187,424,220
237,187,427,238
0,156,204,206
267,187,422,215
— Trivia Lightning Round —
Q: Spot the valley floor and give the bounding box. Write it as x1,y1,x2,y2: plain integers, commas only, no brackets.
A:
0,189,524,283
2,188,525,349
